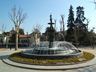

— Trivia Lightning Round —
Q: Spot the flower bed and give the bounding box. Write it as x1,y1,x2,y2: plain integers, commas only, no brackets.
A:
10,51,95,65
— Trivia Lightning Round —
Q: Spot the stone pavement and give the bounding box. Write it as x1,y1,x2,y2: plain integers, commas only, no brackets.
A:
2,49,96,70
1,48,96,72
0,48,9,51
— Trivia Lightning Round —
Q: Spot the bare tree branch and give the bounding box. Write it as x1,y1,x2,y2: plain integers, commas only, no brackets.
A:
9,6,27,50
9,6,26,27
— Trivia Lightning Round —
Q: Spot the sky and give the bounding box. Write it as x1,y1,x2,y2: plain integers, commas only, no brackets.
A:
0,0,96,34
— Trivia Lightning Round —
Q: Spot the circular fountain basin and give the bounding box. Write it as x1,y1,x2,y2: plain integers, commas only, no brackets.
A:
21,41,83,60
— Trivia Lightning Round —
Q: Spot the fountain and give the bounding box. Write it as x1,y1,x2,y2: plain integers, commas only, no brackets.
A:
48,13,55,48
21,14,83,60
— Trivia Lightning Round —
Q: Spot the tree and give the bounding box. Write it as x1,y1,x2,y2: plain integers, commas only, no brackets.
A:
30,24,41,43
10,28,25,47
19,28,24,35
10,31,16,44
9,6,26,50
31,24,41,36
44,27,56,41
87,28,96,48
74,6,88,45
1,24,6,33
66,5,75,42
75,6,85,24
60,15,65,41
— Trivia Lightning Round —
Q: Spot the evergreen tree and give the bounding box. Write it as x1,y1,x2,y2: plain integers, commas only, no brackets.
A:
66,5,75,42
10,28,24,44
44,27,56,41
19,28,24,35
74,6,88,45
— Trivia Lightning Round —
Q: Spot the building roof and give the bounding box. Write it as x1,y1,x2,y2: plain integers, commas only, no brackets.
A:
8,35,31,38
19,35,31,38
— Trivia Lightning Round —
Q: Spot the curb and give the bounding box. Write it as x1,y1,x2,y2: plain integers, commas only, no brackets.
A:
2,57,96,70
2,49,96,70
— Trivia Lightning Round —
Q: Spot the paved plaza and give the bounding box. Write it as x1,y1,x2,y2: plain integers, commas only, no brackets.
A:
1,48,96,72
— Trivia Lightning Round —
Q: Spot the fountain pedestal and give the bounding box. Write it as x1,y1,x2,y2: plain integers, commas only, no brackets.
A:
48,14,55,48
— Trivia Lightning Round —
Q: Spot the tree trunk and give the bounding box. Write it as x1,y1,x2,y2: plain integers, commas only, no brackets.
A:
15,33,18,50
6,36,8,48
15,26,19,50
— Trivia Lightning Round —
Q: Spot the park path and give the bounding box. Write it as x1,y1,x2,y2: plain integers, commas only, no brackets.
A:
0,48,96,72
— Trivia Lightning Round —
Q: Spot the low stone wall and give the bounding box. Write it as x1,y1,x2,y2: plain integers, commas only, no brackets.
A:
21,50,83,60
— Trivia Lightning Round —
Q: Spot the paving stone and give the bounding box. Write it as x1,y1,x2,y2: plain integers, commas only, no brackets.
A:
0,48,96,72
